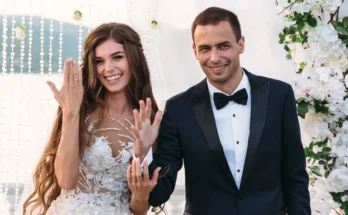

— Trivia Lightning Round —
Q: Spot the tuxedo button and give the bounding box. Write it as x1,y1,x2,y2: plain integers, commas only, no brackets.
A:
237,169,240,173
236,141,239,144
233,114,236,117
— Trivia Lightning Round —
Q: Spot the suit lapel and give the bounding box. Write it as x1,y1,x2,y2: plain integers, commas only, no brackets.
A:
190,79,238,191
240,70,270,190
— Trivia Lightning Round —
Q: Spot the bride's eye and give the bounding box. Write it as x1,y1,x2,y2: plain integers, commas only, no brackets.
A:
113,55,123,60
95,60,104,65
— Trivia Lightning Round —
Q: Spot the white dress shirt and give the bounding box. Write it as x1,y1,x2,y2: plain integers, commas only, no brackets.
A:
137,71,251,189
207,71,251,189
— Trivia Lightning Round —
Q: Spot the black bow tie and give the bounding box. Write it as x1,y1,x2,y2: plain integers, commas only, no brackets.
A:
213,88,248,110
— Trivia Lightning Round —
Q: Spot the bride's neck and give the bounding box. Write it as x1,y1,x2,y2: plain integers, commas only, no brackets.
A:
105,91,133,117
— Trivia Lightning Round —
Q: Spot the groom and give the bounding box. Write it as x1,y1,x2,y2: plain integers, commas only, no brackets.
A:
135,6,310,215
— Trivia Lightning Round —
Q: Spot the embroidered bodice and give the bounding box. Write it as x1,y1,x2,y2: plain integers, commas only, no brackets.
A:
47,115,135,215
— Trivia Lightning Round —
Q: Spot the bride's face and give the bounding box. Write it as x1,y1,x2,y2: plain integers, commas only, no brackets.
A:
94,39,131,94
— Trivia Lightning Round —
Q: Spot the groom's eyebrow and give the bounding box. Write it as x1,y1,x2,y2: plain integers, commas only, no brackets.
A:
216,41,231,46
198,41,231,49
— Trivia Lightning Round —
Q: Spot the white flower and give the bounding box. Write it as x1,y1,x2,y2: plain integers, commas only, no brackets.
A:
291,3,311,14
324,0,343,11
341,195,348,202
309,179,336,215
316,67,331,82
73,10,82,21
342,121,348,131
321,25,339,43
326,166,348,192
300,88,310,96
331,143,348,158
304,113,331,138
15,24,26,40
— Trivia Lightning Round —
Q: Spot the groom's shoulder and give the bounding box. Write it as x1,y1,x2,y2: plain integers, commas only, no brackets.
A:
250,72,292,94
166,88,192,105
165,80,204,106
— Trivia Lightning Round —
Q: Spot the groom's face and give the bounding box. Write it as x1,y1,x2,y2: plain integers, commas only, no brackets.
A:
193,21,245,85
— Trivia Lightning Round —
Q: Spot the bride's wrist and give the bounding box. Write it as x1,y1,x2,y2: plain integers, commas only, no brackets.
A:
133,146,148,160
133,194,149,202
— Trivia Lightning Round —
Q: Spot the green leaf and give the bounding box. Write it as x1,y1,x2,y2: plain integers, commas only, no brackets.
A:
325,170,330,178
279,33,285,44
297,101,308,118
319,160,327,165
286,53,292,60
300,62,307,69
296,97,305,104
19,24,26,30
314,100,329,115
323,137,329,144
309,141,314,150
307,17,317,27
323,146,331,152
331,192,342,202
292,36,297,42
342,39,348,45
332,21,348,36
310,166,323,177
303,33,308,43
284,45,290,52
304,147,311,157
342,16,348,28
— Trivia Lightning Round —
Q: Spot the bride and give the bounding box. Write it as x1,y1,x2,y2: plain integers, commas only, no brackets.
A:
22,22,162,215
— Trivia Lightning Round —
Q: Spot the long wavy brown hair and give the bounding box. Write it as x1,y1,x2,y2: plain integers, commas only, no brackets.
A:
22,22,159,215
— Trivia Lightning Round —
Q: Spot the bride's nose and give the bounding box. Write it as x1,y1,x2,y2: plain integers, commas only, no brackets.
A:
105,60,114,72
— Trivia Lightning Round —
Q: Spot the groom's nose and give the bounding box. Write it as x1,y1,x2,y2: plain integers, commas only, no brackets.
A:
209,49,221,64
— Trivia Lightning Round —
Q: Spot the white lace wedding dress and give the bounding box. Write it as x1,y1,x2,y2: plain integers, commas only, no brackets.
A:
46,115,135,215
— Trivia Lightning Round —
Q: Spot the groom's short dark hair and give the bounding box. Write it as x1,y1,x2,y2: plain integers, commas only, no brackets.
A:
191,7,242,42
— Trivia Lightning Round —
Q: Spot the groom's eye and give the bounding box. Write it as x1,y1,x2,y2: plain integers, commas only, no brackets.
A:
199,47,210,52
219,45,229,49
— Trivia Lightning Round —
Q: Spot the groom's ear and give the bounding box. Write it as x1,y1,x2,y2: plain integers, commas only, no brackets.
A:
238,36,245,54
192,43,198,59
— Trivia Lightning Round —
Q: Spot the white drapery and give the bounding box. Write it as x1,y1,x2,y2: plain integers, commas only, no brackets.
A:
0,0,332,214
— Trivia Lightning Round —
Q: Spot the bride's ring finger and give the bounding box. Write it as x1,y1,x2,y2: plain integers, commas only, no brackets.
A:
72,61,80,83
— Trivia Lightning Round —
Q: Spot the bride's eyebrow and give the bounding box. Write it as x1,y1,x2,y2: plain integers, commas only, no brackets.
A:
110,51,124,56
95,51,125,60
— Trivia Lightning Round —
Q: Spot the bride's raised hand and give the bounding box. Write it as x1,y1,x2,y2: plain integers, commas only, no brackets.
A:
46,58,83,116
132,98,162,158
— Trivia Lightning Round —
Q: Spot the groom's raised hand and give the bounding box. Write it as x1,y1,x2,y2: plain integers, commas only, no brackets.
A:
132,98,162,161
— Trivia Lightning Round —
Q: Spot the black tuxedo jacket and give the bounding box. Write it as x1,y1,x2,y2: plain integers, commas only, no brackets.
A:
149,69,310,215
